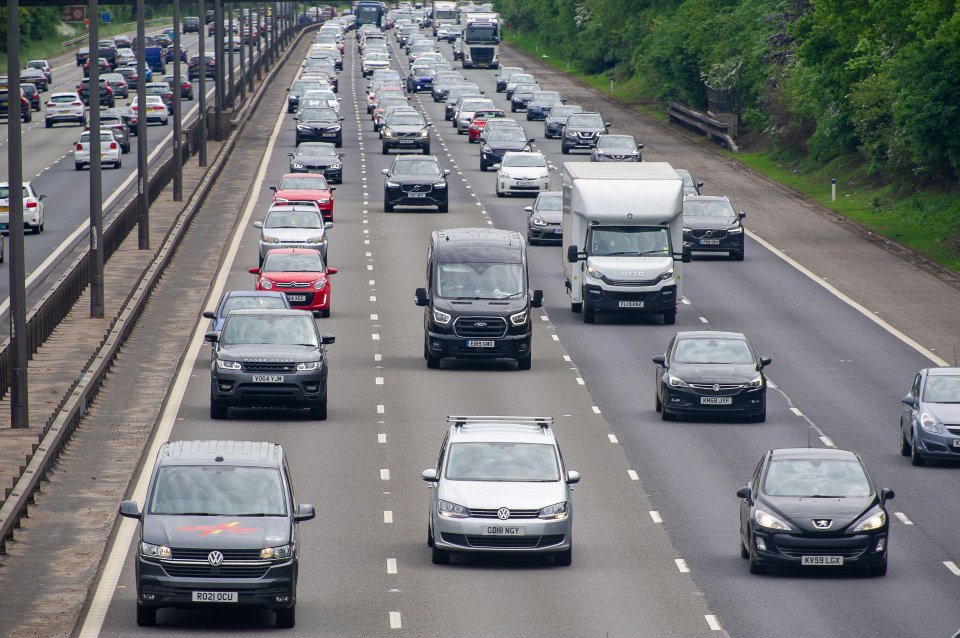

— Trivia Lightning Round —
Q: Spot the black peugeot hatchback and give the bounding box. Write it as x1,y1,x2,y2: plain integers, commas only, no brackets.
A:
737,448,894,576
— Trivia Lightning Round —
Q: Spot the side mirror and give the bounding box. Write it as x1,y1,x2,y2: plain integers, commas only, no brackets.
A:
566,470,581,485
294,503,316,522
381,168,389,175
548,165,557,171
739,212,746,219
329,187,336,191
119,500,142,519
203,331,219,343
326,267,338,275
269,185,277,192
528,138,535,143
202,310,215,319
414,287,428,306
759,356,772,368
901,395,916,407
880,488,895,503
320,333,336,344
253,221,263,228
566,245,580,263
604,122,611,127
736,486,752,502
340,116,345,121
637,144,644,150
696,180,704,188
39,194,47,200
421,468,439,482
652,355,665,366
681,245,692,263
443,169,450,176
248,267,261,275
324,221,333,229
524,206,533,213
531,289,543,308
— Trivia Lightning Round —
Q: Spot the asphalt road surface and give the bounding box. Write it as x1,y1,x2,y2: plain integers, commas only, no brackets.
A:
75,25,960,638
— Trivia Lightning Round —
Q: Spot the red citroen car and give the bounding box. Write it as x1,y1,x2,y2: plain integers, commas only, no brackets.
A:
250,248,337,318
271,173,335,223
468,108,507,143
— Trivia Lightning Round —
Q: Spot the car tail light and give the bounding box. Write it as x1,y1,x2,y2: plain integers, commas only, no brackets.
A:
109,142,118,149
26,200,38,209
76,143,83,150
132,106,138,111
72,101,83,106
164,93,172,99
46,102,54,108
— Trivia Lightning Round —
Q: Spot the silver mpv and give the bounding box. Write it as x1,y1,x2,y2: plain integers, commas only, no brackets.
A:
422,416,580,565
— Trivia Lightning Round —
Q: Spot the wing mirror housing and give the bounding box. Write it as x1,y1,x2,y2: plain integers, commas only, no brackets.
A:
320,333,336,345
294,504,316,522
652,355,665,366
421,468,439,482
880,488,895,503
203,331,219,343
566,470,581,485
253,220,263,228
524,206,533,213
414,287,428,306
326,267,338,275
248,267,261,275
202,310,215,319
566,245,582,263
736,486,752,502
443,169,451,176
739,211,747,219
760,356,772,368
637,143,644,150
381,168,390,175
901,394,916,407
531,289,543,308
119,500,142,519
324,221,333,229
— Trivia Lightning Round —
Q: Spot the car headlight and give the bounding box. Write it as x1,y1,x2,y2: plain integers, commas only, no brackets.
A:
585,265,603,280
920,411,943,433
305,235,326,244
754,509,792,531
313,277,328,289
481,146,492,154
383,130,395,138
296,124,311,131
330,125,341,132
260,279,273,290
260,543,295,560
655,267,675,282
510,310,528,326
745,374,764,388
216,359,242,370
291,162,304,169
297,360,322,371
853,510,886,532
438,499,469,518
539,172,550,180
538,501,568,519
418,129,429,138
261,235,281,243
140,541,172,559
385,181,400,188
532,217,546,226
329,163,341,170
433,182,447,188
432,308,451,325
682,227,691,233
728,226,743,234
667,374,688,388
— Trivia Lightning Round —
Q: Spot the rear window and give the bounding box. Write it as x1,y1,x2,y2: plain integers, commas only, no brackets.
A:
51,95,78,103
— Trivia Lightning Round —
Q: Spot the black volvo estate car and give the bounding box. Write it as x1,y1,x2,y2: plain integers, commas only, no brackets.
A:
119,440,317,627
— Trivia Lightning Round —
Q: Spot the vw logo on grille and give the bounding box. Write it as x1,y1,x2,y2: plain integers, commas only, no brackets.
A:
496,507,511,520
713,384,720,391
475,322,488,327
813,519,833,530
207,551,224,566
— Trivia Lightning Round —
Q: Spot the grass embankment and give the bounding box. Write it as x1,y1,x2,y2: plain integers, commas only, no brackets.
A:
0,17,172,68
505,30,960,275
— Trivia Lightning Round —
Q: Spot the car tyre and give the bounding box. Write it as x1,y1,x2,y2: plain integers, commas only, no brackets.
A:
45,119,52,128
517,355,532,371
426,351,441,369
309,396,328,420
335,139,342,148
570,301,582,313
480,162,487,172
75,163,83,171
583,301,596,324
661,408,675,422
561,144,570,154
731,247,745,261
554,547,572,566
438,201,448,213
276,605,296,628
899,430,911,456
748,543,765,575
663,309,677,325
869,561,888,577
740,538,749,559
431,546,450,565
210,393,228,420
910,435,926,466
753,408,766,423
115,159,122,169
382,144,389,155
655,392,662,413
136,604,157,627
384,199,394,212
319,308,330,319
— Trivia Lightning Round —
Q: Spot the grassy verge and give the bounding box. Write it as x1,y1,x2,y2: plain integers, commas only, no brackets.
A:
504,30,960,275
1,17,172,68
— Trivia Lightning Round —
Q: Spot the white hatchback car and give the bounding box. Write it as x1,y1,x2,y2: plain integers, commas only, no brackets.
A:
496,152,555,197
0,181,46,234
44,92,86,128
131,95,170,125
74,129,123,170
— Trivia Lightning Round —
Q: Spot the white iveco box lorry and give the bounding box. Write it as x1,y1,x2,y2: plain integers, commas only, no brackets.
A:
561,162,690,324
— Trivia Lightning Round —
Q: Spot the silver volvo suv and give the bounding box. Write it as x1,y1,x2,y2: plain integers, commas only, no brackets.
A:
421,416,580,565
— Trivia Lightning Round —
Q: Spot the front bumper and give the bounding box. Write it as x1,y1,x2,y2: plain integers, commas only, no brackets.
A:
563,134,600,149
296,128,342,144
748,529,888,569
382,135,430,151
684,232,745,253
528,222,563,243
498,177,550,195
912,428,960,459
426,329,531,362
582,283,677,314
433,515,570,554
211,367,328,408
385,187,447,207
660,384,765,417
289,165,342,182
136,556,297,611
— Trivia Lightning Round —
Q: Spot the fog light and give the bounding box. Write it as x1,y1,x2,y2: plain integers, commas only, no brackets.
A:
755,537,767,552
275,595,290,603
875,537,886,552
142,593,156,600
218,383,231,391
669,397,682,404
304,384,319,393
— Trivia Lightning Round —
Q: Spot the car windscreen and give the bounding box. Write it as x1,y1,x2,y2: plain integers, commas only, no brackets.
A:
566,114,604,127
387,113,425,126
278,176,329,190
487,129,527,142
299,109,338,122
460,100,494,111
532,92,560,103
923,375,960,403
437,262,524,299
79,133,115,143
264,209,323,228
445,443,559,482
763,459,871,498
673,338,754,364
392,159,441,175
304,91,336,101
513,84,539,94
365,52,389,60
148,465,287,516
221,313,319,345
536,195,562,211
598,136,636,150
510,74,534,85
222,295,287,314
588,226,669,256
683,200,736,219
502,154,545,167
677,170,696,188
292,81,323,93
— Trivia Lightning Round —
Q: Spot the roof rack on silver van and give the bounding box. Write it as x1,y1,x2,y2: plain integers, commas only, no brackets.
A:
448,415,553,429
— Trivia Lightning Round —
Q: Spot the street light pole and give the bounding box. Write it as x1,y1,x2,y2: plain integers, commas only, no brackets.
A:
228,3,235,108
173,0,183,201
237,7,246,101
198,0,208,166
213,0,224,141
135,0,150,249
89,0,106,317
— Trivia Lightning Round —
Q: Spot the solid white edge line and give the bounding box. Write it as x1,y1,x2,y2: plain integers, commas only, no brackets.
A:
944,561,960,576
76,77,289,638
790,407,803,416
746,229,948,366
819,436,835,447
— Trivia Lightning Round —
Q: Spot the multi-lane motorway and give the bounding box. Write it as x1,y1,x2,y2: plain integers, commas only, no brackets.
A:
59,18,960,638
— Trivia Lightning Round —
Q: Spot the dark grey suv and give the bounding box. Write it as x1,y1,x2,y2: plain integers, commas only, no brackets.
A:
561,112,609,154
381,110,431,154
682,195,746,261
206,309,335,420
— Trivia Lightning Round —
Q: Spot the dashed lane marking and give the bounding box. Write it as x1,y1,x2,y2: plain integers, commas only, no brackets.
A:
378,433,387,444
592,406,601,414
607,434,618,443
386,558,397,574
383,510,393,523
627,470,639,481
675,559,690,573
389,612,402,629
649,511,663,523
894,512,913,525
377,405,385,414
380,469,390,481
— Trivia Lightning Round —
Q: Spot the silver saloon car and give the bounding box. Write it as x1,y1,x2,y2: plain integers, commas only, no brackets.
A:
422,416,580,565
254,203,332,264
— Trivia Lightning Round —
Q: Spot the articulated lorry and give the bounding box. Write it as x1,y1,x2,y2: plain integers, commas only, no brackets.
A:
432,1,459,35
561,163,690,324
460,11,501,69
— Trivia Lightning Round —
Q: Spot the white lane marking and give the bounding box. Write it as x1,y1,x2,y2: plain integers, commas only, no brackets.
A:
383,510,393,523
790,407,804,416
945,561,960,576
819,436,835,447
681,297,691,305
576,377,585,385
705,615,722,631
768,380,778,389
371,313,379,320
675,558,690,573
649,511,663,524
374,354,382,362
76,81,287,638
389,611,402,629
386,558,398,574
378,433,387,444
380,469,390,481
372,333,380,340
369,279,376,286
370,295,377,301
540,315,549,321
894,512,913,525
698,316,709,324
375,377,384,385
746,229,948,366
562,355,571,362
377,404,385,414
592,406,601,414
551,334,559,341
607,434,618,443
627,470,639,481
367,264,374,270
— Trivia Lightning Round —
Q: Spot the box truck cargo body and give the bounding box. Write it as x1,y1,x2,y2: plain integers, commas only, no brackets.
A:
561,162,689,324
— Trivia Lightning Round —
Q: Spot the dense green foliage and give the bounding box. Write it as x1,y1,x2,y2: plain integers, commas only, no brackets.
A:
496,0,960,184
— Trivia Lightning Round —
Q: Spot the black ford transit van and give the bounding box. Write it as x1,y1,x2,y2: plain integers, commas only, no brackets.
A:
415,228,543,369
